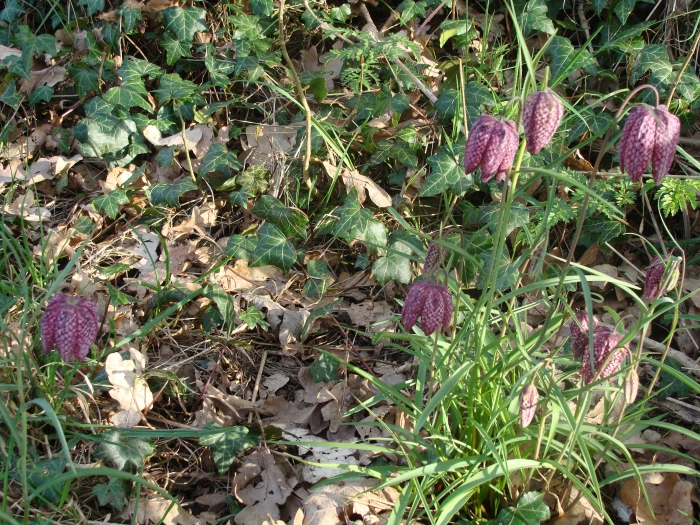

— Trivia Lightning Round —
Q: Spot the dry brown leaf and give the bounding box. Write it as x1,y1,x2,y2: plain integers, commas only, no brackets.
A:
322,161,391,207
19,65,67,94
235,448,294,525
106,348,154,427
0,124,52,161
143,125,203,150
302,478,399,525
344,301,395,334
216,259,283,292
551,486,603,525
122,494,201,525
0,45,21,60
244,292,309,354
620,473,694,525
2,192,50,222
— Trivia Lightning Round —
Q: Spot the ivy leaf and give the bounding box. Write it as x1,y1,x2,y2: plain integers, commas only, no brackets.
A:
514,0,555,37
582,215,625,245
658,358,692,400
333,189,371,239
29,86,53,105
0,81,22,107
249,0,274,16
631,44,674,95
252,195,308,239
154,73,198,105
78,0,104,16
119,58,163,83
496,492,550,525
95,431,155,472
422,143,471,197
92,478,126,510
10,458,66,505
74,112,136,157
160,35,192,66
310,352,338,383
118,4,142,33
545,36,597,80
199,143,242,177
199,424,258,475
146,178,197,207
614,0,655,24
370,139,418,169
372,238,413,285
479,202,529,236
250,223,297,272
163,6,208,41
225,234,257,260
11,26,58,79
93,189,130,219
0,0,25,23
568,107,612,142
304,259,333,298
103,86,152,111
68,62,100,98
396,0,427,23
476,248,519,292
435,89,459,123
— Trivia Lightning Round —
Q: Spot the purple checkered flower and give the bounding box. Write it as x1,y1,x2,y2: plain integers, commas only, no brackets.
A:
568,310,597,359
580,327,629,385
523,90,564,154
464,115,519,183
519,384,539,428
643,255,680,300
619,104,680,185
41,293,99,361
423,242,448,277
402,281,453,336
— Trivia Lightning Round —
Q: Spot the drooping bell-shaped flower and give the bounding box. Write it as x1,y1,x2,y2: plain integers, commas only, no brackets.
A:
423,242,448,277
568,310,597,359
619,104,680,185
624,368,640,404
522,90,564,154
581,326,629,385
401,280,453,336
464,115,519,183
519,384,539,428
41,293,99,361
643,254,681,300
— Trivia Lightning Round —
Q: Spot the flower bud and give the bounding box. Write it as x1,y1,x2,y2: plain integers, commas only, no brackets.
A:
523,90,564,154
423,242,448,277
402,281,453,336
41,293,99,361
464,115,519,183
519,384,539,428
643,255,680,300
619,104,680,185
624,368,640,404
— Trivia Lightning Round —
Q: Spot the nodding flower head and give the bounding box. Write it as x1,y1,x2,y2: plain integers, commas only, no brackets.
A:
568,310,597,359
401,281,453,336
619,104,680,185
41,293,99,362
519,384,539,428
522,90,564,154
464,115,519,183
581,327,629,385
643,255,680,300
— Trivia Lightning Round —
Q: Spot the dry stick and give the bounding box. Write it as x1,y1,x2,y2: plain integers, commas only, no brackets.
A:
248,350,268,423
279,0,313,178
666,27,700,104
541,84,661,490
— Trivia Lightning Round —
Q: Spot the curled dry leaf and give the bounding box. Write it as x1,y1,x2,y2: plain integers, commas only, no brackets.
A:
143,124,203,151
322,161,391,207
620,473,694,525
105,348,154,427
2,192,51,222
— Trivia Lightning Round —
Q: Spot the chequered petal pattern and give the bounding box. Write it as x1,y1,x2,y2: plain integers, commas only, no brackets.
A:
41,293,99,361
464,115,519,183
423,242,448,277
523,90,564,154
519,384,539,428
569,310,596,359
643,255,665,299
620,104,680,184
581,327,628,384
651,105,681,185
401,281,453,336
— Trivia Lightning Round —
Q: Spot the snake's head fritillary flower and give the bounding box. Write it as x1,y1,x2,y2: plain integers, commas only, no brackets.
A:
519,384,539,428
523,90,564,154
643,255,681,300
423,242,448,277
464,115,519,183
581,327,629,385
41,293,99,361
619,104,680,184
401,281,453,336
568,310,597,359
